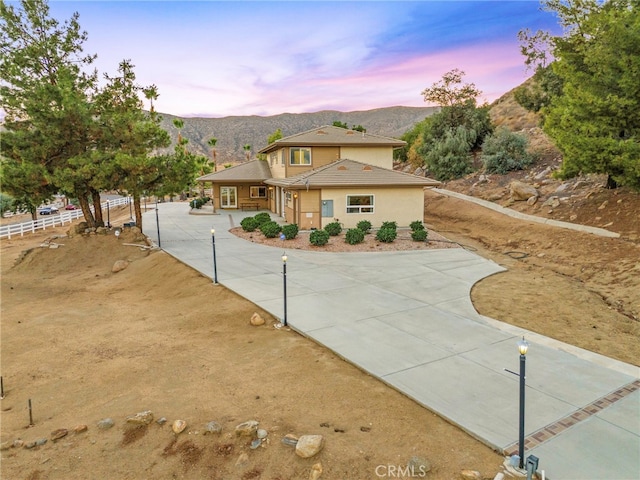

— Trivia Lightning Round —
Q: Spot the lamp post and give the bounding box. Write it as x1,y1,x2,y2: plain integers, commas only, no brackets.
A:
155,197,161,248
106,200,111,228
282,253,288,326
517,336,529,470
211,228,218,284
129,196,134,222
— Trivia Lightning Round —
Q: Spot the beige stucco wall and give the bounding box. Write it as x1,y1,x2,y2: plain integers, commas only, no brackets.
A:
284,146,340,176
319,187,425,229
269,149,286,179
339,146,394,169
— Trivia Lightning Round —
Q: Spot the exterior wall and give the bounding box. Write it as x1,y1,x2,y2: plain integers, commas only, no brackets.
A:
297,189,321,230
269,149,287,179
284,146,340,177
216,182,270,209
339,146,393,169
320,187,425,229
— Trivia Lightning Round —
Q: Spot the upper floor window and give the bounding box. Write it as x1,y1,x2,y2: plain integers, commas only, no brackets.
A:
290,147,311,166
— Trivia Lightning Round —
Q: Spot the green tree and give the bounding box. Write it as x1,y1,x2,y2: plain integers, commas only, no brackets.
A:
267,129,283,144
542,0,640,189
92,60,172,228
243,144,251,162
0,0,99,221
332,121,348,129
415,70,492,180
207,137,218,172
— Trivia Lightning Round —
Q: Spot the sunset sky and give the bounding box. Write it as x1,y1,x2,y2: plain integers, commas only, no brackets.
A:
45,1,561,118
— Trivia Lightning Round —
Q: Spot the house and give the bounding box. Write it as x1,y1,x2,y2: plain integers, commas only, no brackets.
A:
196,125,440,229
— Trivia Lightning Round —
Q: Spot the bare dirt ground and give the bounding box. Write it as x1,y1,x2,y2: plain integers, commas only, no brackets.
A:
1,169,639,480
1,206,503,480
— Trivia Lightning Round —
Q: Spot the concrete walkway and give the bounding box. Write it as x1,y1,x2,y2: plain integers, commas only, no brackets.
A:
142,203,639,480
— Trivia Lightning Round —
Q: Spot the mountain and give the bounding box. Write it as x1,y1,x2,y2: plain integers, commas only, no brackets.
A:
158,106,437,163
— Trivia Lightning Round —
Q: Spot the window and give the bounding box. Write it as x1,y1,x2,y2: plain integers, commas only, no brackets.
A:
346,195,374,214
250,186,267,198
290,147,311,165
270,152,277,166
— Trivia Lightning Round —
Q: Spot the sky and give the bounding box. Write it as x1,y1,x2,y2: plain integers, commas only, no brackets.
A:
42,0,561,118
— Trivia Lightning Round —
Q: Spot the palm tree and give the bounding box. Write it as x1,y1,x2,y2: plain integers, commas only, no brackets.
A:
207,137,218,172
142,85,159,114
243,144,251,162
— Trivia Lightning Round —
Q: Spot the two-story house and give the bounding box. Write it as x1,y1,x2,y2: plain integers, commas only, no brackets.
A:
196,125,439,229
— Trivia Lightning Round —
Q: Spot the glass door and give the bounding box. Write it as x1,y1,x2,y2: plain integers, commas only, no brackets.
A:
220,186,237,208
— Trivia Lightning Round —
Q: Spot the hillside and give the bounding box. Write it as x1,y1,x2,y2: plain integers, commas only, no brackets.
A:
158,106,437,163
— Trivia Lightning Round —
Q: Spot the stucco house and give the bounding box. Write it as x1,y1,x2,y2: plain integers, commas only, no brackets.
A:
196,125,439,229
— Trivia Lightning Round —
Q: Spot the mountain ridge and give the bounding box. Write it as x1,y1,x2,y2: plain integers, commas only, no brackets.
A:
158,106,438,163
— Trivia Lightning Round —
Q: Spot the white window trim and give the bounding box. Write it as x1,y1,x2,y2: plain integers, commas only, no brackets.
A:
289,147,312,166
250,186,267,198
346,194,374,214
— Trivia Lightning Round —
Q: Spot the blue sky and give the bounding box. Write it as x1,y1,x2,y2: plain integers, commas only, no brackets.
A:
44,1,560,118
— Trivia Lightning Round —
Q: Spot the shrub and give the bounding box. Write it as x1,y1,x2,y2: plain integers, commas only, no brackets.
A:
380,221,397,231
345,228,365,245
376,227,397,243
411,229,428,242
260,221,282,238
240,217,258,232
481,127,534,174
189,196,210,209
324,221,342,236
281,223,299,240
356,220,372,233
309,229,330,246
254,212,271,226
410,220,425,231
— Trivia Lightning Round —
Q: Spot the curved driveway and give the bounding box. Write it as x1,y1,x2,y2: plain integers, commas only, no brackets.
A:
143,203,639,480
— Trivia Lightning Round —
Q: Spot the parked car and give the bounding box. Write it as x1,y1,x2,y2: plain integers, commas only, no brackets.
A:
38,206,59,215
65,204,78,210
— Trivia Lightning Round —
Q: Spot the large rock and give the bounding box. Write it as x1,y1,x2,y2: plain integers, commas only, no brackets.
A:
460,470,482,480
235,420,259,437
172,419,187,434
250,313,265,326
407,456,431,475
509,181,539,201
112,260,129,273
295,434,324,458
126,410,153,425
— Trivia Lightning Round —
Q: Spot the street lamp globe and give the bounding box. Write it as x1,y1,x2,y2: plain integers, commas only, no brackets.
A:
211,228,215,235
518,337,529,355
282,254,287,263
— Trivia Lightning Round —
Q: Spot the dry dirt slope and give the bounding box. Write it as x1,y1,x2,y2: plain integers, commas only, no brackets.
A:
0,218,504,479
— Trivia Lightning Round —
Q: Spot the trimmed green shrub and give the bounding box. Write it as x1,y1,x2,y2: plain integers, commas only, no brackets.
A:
411,229,428,242
410,220,425,231
260,221,282,238
309,229,330,246
240,217,258,232
356,220,372,233
376,227,397,243
254,212,271,226
282,223,299,240
380,221,397,231
189,196,210,209
345,228,365,245
481,127,534,174
324,221,342,236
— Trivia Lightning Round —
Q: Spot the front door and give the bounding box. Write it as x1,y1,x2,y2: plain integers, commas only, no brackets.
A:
220,186,237,208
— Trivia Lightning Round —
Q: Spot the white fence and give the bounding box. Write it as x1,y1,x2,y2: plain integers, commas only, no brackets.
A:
0,197,131,239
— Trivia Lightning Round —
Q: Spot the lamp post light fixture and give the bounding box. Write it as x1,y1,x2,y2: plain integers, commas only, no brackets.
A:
517,336,529,470
211,228,218,284
282,253,288,326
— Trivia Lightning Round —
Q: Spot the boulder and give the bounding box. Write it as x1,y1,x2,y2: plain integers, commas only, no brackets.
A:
172,419,187,434
309,462,323,480
460,470,482,480
509,181,539,201
204,421,222,435
126,410,153,425
50,428,68,442
235,420,259,437
295,434,324,458
112,259,129,273
407,456,432,475
97,418,115,430
250,313,265,326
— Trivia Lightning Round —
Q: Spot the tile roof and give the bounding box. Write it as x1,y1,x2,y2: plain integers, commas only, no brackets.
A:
264,159,440,189
258,125,406,154
196,160,272,182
